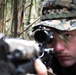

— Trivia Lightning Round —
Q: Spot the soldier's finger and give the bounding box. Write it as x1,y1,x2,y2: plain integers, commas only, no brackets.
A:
34,59,47,75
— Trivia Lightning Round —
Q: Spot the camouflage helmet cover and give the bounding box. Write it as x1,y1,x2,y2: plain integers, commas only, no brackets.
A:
39,0,76,31
41,0,76,20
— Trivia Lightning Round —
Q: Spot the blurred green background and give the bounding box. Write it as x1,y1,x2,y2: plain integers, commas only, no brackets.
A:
0,0,44,40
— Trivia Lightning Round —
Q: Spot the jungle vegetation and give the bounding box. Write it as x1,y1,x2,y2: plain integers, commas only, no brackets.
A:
0,0,44,40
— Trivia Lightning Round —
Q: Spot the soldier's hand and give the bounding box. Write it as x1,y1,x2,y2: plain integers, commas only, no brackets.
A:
34,59,47,75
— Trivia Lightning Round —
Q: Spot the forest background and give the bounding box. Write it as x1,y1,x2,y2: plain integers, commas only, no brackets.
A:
0,0,44,40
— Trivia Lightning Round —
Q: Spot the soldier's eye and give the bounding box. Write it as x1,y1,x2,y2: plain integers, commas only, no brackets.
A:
64,34,71,38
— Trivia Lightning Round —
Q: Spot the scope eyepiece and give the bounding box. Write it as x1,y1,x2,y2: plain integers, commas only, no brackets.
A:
34,30,54,44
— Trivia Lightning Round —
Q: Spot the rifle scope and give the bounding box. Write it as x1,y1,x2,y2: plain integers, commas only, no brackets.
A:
34,30,54,44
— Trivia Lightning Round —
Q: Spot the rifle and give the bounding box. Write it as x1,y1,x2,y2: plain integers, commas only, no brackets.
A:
0,25,54,75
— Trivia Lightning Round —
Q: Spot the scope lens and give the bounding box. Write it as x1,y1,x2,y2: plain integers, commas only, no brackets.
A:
34,30,47,43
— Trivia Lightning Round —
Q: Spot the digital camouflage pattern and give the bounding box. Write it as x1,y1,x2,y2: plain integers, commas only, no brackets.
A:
37,19,76,31
41,0,76,19
39,0,76,31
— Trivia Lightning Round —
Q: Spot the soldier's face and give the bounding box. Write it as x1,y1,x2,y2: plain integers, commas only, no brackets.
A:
49,28,76,67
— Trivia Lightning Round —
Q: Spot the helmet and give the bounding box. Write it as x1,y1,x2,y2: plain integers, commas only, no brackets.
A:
39,0,76,31
41,0,76,20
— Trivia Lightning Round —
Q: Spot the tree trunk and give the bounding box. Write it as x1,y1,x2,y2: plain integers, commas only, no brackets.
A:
0,0,5,33
17,0,25,36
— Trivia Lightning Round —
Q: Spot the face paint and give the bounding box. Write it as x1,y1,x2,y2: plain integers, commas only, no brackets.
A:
58,34,67,44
